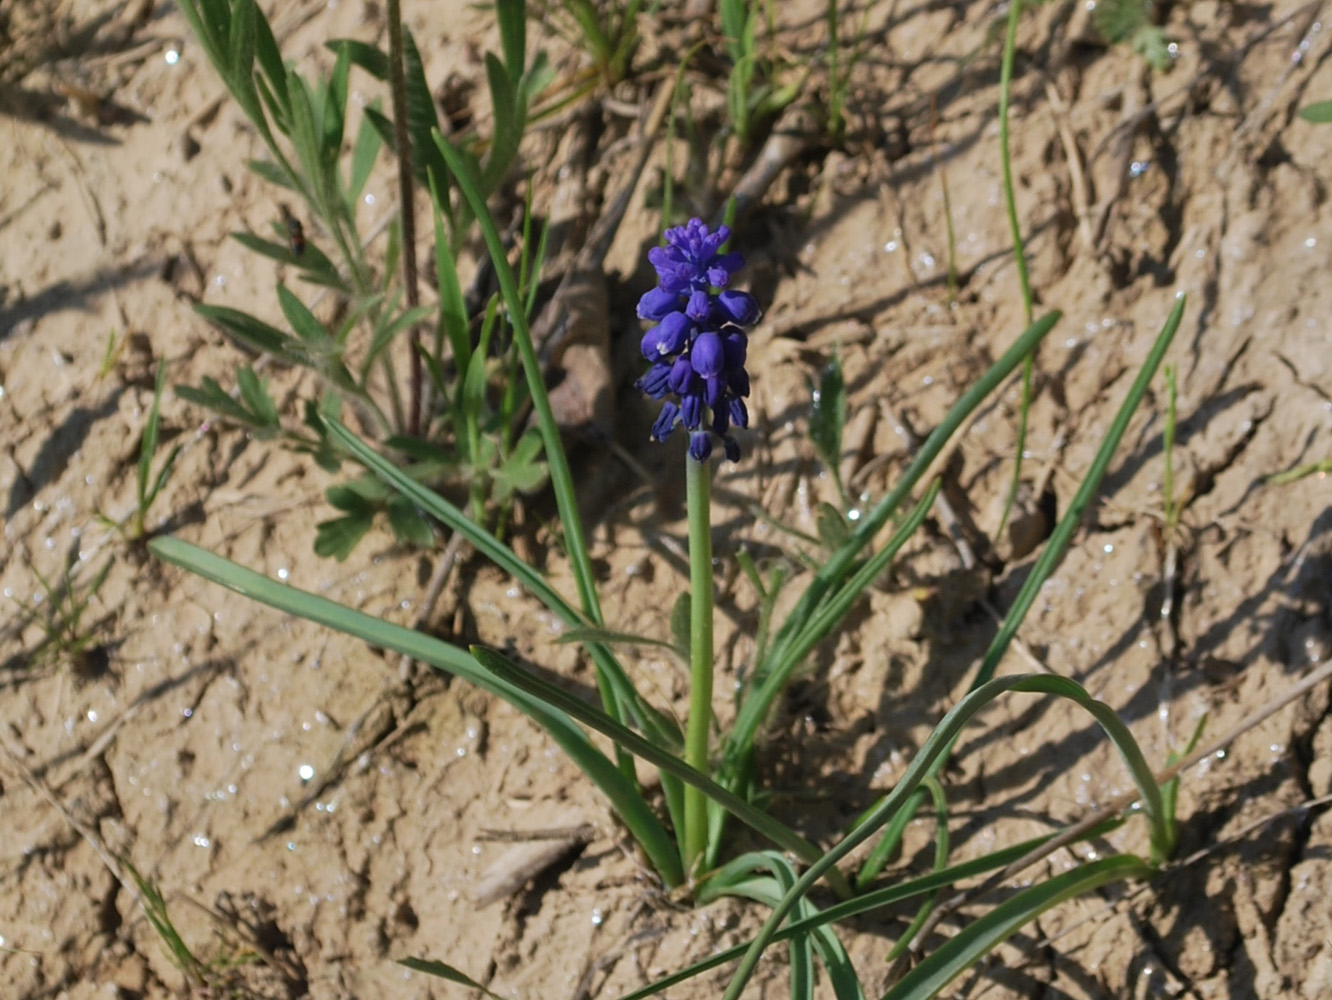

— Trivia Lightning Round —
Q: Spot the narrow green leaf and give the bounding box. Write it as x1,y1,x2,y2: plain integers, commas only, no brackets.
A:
810,355,846,493
403,29,450,196
363,304,433,375
250,0,289,112
399,958,505,999
227,0,258,98
348,100,383,202
148,445,183,508
430,181,470,372
175,378,258,428
196,303,299,360
148,536,684,888
323,42,351,164
524,50,555,106
884,856,1152,1000
231,229,343,289
495,0,526,82
246,158,298,191
286,72,325,207
236,367,280,428
277,283,333,347
557,626,677,654
566,0,612,70
854,787,923,888
885,775,950,963
461,332,491,419
482,52,520,192
175,0,224,64
138,364,167,503
330,38,389,79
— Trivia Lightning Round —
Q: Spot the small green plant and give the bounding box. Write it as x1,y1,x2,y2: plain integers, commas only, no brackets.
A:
550,0,643,86
1268,458,1332,485
1092,0,1175,71
99,364,182,543
174,0,553,559
720,0,803,149
9,554,113,677
124,862,211,990
123,862,283,993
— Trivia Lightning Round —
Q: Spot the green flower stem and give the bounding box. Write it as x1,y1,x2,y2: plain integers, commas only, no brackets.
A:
683,452,715,876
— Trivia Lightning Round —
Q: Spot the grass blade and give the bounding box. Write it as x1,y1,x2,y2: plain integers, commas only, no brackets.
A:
970,295,1187,696
148,535,683,887
431,137,602,627
883,855,1151,1000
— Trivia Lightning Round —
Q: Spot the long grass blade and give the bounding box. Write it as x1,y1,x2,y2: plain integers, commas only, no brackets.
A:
430,137,602,627
700,853,862,1000
882,855,1151,1000
147,536,683,887
970,295,1186,695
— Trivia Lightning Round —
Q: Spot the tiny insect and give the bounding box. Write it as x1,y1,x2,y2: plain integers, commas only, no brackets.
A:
279,203,305,256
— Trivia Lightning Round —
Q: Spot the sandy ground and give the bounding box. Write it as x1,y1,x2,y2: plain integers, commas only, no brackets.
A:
3,1,1332,997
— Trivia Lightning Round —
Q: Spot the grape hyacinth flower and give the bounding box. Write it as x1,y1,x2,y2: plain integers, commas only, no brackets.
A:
635,218,760,462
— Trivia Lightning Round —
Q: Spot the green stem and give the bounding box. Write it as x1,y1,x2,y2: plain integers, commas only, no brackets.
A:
683,453,715,876
996,0,1035,543
997,0,1032,324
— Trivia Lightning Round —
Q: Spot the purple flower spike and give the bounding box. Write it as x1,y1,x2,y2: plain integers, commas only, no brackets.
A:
636,217,759,463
